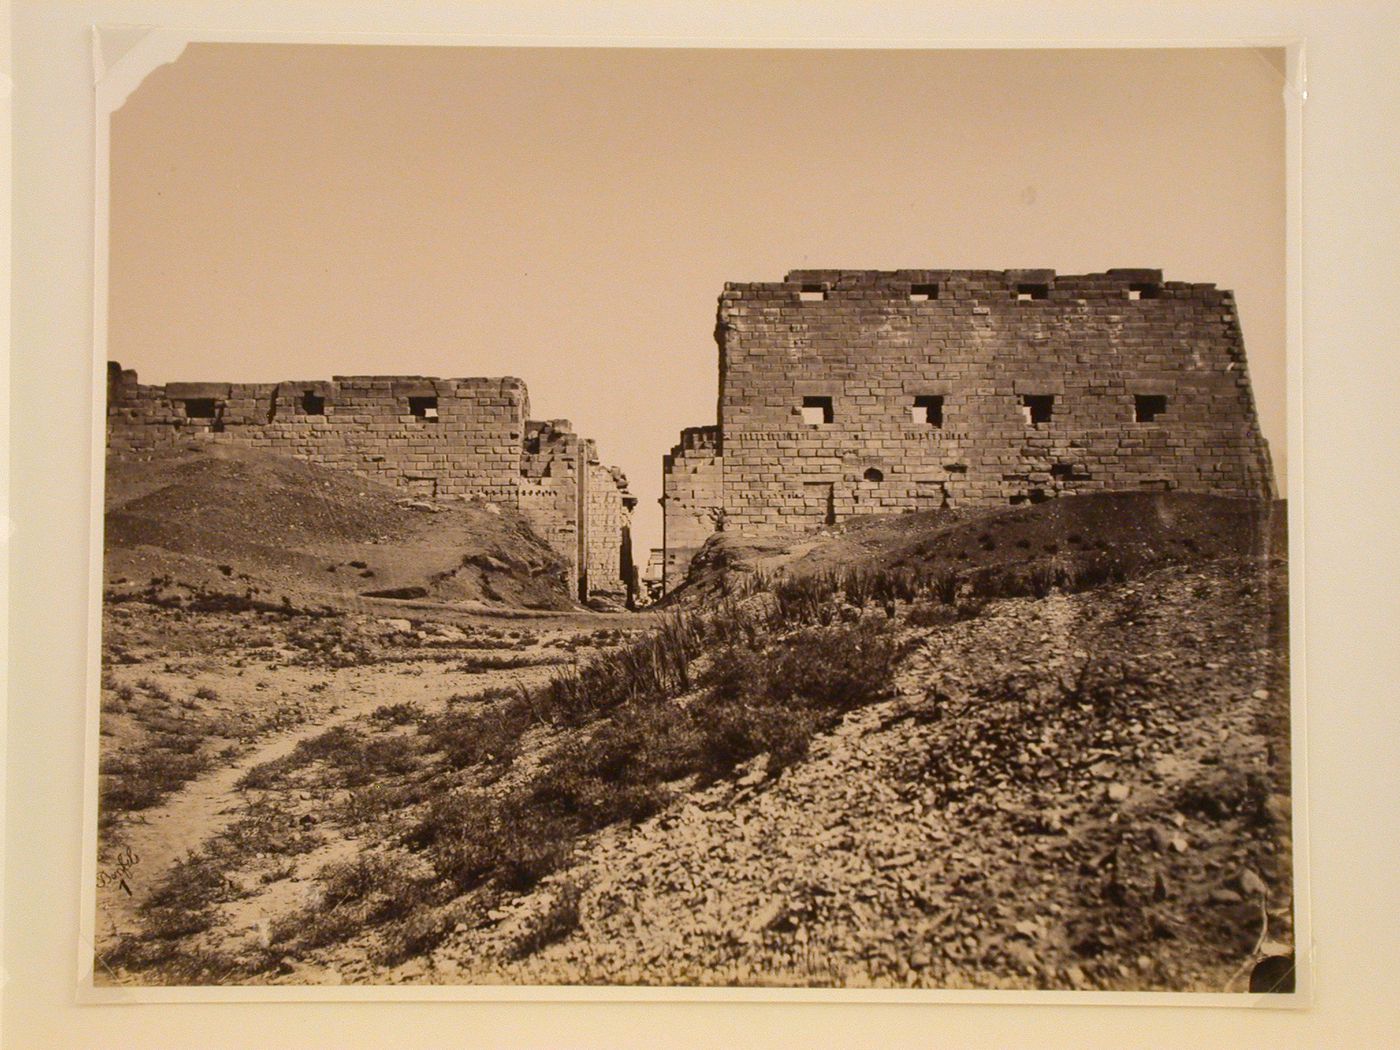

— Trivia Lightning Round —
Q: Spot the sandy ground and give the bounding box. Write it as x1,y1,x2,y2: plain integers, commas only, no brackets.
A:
92,602,644,979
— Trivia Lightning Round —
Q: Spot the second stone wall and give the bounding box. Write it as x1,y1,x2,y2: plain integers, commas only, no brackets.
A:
108,365,636,603
661,426,722,592
106,367,527,502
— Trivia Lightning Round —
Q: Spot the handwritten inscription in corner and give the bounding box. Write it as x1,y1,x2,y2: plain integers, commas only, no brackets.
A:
96,844,141,897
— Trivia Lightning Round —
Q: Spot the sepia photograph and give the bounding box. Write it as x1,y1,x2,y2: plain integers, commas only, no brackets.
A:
86,40,1298,996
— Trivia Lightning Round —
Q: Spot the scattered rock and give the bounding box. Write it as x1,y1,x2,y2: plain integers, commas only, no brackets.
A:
749,899,787,933
1238,868,1268,897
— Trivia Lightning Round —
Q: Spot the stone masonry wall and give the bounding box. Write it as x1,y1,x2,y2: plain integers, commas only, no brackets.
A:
107,366,527,501
660,426,722,592
662,268,1275,588
584,452,634,598
519,419,586,595
107,365,635,602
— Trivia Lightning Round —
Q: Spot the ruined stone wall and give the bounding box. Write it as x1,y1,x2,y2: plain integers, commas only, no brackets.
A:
660,426,722,591
108,366,635,602
106,366,526,501
584,451,634,597
519,420,585,593
716,269,1274,533
661,268,1276,589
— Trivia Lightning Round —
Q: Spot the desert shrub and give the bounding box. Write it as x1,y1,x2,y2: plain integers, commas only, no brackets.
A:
260,859,298,884
421,694,536,772
1175,768,1271,827
689,621,902,779
236,753,300,790
236,724,420,790
539,612,706,724
457,652,567,673
220,799,323,857
369,701,424,728
134,905,216,942
271,899,377,954
342,734,419,787
955,597,989,621
99,938,238,984
841,566,877,608
1067,554,1134,592
509,881,584,960
136,677,172,701
770,571,842,625
491,804,579,892
446,684,517,706
319,853,405,908
922,567,958,605
527,704,698,824
414,793,576,895
374,904,463,966
235,594,906,968
698,694,821,773
765,623,901,709
149,730,203,755
100,747,210,818
143,852,242,914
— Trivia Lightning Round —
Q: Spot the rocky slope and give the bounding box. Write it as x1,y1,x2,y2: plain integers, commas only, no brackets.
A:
95,493,1292,993
420,556,1291,990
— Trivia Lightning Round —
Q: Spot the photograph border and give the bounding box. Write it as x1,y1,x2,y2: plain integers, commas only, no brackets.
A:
75,25,1310,1009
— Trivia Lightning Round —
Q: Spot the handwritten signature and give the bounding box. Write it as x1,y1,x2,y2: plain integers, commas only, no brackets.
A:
96,845,140,896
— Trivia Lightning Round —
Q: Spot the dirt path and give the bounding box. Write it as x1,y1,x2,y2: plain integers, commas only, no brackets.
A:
96,669,400,942
96,650,572,950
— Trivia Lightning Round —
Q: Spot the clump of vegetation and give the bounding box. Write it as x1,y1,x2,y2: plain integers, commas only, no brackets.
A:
100,796,322,981
100,747,211,821
369,701,425,728
509,880,585,960
237,725,418,790
457,652,567,673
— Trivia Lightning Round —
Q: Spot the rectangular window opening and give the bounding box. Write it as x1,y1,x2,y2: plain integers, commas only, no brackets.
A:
1134,394,1168,423
801,395,834,425
1016,283,1050,301
302,391,325,415
798,285,827,302
1021,394,1054,426
409,396,439,421
909,283,939,302
1129,282,1161,300
912,394,944,427
181,398,217,419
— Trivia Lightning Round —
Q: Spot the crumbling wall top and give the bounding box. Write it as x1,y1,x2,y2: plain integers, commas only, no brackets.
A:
719,269,1224,304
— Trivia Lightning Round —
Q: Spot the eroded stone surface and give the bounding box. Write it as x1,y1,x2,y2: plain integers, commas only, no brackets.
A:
661,269,1276,590
105,369,636,600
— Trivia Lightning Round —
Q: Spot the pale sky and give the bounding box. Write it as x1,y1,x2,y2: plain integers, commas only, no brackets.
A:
110,45,1286,555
